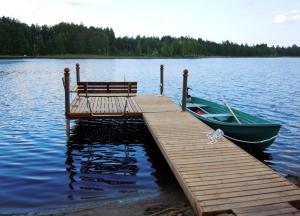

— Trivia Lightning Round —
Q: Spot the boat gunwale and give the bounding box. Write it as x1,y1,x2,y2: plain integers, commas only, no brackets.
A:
187,97,281,128
188,108,281,127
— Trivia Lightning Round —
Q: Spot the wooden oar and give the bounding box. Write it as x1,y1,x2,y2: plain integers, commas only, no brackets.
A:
221,96,241,124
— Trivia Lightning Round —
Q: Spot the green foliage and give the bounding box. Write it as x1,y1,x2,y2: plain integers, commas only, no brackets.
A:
0,16,300,57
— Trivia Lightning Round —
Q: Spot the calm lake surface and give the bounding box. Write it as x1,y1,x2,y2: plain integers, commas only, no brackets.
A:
0,58,299,213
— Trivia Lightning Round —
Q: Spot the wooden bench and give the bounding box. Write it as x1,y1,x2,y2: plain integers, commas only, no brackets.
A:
75,81,137,96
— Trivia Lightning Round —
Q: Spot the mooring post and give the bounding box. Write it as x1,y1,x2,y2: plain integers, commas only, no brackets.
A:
76,63,80,83
160,64,164,95
64,68,70,136
182,69,189,111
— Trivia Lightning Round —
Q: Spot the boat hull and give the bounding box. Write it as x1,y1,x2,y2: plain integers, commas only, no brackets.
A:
192,113,280,149
187,97,281,150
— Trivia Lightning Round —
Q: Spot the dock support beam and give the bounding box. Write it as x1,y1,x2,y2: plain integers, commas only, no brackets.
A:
76,63,80,83
64,68,70,137
181,69,188,111
160,64,164,95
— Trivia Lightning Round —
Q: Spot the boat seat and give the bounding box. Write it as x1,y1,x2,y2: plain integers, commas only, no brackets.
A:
188,104,208,108
197,104,208,107
202,113,232,118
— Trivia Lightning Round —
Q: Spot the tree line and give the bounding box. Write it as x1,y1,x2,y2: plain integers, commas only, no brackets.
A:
1,16,300,57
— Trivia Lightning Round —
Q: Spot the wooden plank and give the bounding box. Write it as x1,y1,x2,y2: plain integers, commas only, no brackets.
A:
185,170,276,183
88,97,95,113
176,159,262,170
104,97,108,113
169,151,247,160
77,93,137,97
187,173,282,187
93,97,99,113
192,179,291,194
112,97,117,113
183,167,271,179
124,97,133,112
119,97,126,112
95,97,101,113
167,147,242,154
70,96,80,113
111,97,116,113
77,86,137,90
179,164,267,175
68,112,142,119
174,155,254,166
107,97,111,113
237,207,298,216
115,97,122,112
77,81,137,85
196,185,297,201
130,97,142,112
77,90,137,94
199,190,300,207
128,97,138,112
201,195,300,213
233,202,298,215
77,97,86,113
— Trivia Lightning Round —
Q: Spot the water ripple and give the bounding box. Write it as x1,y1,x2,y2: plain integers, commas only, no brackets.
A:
0,58,299,213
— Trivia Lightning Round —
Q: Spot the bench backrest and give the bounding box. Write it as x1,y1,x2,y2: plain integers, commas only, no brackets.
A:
77,81,137,94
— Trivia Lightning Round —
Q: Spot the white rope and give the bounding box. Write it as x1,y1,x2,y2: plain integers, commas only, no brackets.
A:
207,128,278,144
207,129,224,144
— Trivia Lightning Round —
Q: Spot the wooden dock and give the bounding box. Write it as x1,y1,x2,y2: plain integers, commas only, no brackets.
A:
63,65,300,216
136,96,300,216
68,96,142,118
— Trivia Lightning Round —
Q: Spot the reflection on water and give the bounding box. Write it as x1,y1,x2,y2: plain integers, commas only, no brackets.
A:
65,119,177,201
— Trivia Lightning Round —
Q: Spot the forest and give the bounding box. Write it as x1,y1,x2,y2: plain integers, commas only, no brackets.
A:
1,16,300,57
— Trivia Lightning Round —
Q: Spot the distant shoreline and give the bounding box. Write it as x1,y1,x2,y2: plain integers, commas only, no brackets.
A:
0,55,296,60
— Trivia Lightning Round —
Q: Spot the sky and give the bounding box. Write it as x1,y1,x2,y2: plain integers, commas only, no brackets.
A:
0,0,299,46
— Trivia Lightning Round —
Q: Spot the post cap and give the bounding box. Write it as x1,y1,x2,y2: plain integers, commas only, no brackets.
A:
64,68,70,75
183,69,189,76
160,64,164,69
76,63,80,69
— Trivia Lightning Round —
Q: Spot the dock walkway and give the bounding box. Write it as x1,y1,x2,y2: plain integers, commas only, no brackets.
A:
134,96,300,216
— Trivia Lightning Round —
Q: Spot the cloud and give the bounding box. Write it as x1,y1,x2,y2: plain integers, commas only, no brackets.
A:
64,0,111,6
273,11,300,24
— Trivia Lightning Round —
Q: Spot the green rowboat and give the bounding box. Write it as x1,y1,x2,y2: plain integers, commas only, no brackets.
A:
186,96,281,149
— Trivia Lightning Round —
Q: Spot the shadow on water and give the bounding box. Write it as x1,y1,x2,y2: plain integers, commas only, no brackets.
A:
237,144,273,165
65,118,178,201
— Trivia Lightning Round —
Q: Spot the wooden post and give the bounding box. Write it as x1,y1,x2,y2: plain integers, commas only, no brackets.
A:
64,68,70,136
160,64,164,95
76,63,80,83
182,69,189,111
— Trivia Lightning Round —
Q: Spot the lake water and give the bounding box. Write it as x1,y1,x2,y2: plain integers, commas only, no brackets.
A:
0,58,299,213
